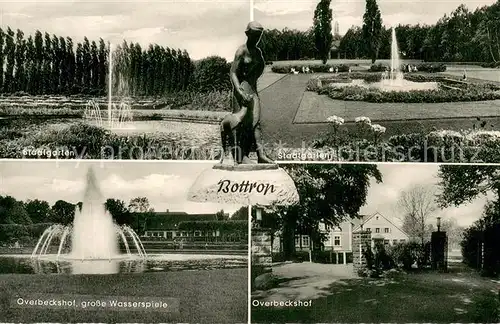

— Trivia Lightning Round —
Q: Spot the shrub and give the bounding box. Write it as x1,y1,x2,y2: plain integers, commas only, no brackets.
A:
414,63,446,73
361,242,390,277
368,63,446,73
480,61,500,68
369,63,387,72
387,241,429,270
470,292,500,322
189,56,231,93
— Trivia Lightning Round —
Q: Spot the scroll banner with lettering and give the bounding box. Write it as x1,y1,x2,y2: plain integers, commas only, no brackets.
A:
187,165,299,206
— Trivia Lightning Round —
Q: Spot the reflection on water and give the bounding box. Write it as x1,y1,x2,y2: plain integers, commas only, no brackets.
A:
0,254,247,274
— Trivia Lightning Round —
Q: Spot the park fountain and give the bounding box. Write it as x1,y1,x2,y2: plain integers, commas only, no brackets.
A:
374,27,438,91
83,43,133,129
0,167,247,275
31,167,146,260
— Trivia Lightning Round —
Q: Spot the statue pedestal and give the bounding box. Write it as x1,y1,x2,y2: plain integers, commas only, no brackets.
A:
187,163,299,205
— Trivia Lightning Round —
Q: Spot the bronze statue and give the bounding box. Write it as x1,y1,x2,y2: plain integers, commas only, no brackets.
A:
220,21,274,165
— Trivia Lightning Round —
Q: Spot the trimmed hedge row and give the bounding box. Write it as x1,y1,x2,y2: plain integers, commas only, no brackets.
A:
319,85,500,103
271,63,352,74
369,62,447,73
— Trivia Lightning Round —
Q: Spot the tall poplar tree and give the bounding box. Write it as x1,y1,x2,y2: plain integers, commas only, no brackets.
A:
362,0,383,63
313,0,333,64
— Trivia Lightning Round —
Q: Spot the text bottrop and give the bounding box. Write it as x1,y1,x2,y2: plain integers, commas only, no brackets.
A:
217,180,276,195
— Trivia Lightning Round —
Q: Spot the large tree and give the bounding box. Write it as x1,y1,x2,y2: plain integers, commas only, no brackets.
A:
437,165,500,270
437,165,500,207
362,0,383,63
397,184,438,244
313,0,333,64
105,198,131,225
269,164,382,260
51,200,75,225
128,197,152,213
25,199,52,223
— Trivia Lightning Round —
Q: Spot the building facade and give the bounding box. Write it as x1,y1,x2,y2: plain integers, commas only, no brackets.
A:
133,211,246,243
355,212,409,247
272,212,409,263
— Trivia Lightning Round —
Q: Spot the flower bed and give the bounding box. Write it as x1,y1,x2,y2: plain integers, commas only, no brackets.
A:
0,90,232,114
310,115,500,163
307,72,500,103
320,86,500,103
0,122,223,159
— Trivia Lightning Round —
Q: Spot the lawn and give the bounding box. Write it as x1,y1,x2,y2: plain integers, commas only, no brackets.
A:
252,264,499,323
0,268,247,323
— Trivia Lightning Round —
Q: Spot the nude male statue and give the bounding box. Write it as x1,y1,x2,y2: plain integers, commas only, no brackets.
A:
220,21,274,164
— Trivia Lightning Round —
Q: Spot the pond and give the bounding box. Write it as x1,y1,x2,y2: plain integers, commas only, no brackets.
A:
0,254,247,274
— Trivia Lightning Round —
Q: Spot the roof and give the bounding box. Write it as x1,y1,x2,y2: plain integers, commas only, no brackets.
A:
353,212,410,238
330,40,341,50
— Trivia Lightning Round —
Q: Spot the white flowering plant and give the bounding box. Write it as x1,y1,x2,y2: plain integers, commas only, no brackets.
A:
371,124,386,134
327,115,345,126
355,116,372,125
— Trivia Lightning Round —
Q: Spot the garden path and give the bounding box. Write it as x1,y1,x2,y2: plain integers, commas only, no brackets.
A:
252,263,356,302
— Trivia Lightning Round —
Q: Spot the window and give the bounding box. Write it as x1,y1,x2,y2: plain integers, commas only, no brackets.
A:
166,232,173,239
376,216,379,220
384,239,390,246
334,236,341,246
375,228,380,233
384,228,390,233
392,239,398,245
400,239,406,243
366,228,371,232
194,231,201,237
302,236,310,247
325,224,330,231
295,236,300,246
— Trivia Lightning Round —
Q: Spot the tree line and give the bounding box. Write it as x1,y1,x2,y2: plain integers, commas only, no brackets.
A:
0,194,245,244
259,1,500,64
342,2,500,63
0,195,155,227
0,27,194,96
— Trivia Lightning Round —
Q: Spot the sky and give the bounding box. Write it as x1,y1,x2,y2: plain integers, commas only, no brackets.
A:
0,0,496,60
0,160,243,216
359,163,494,228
